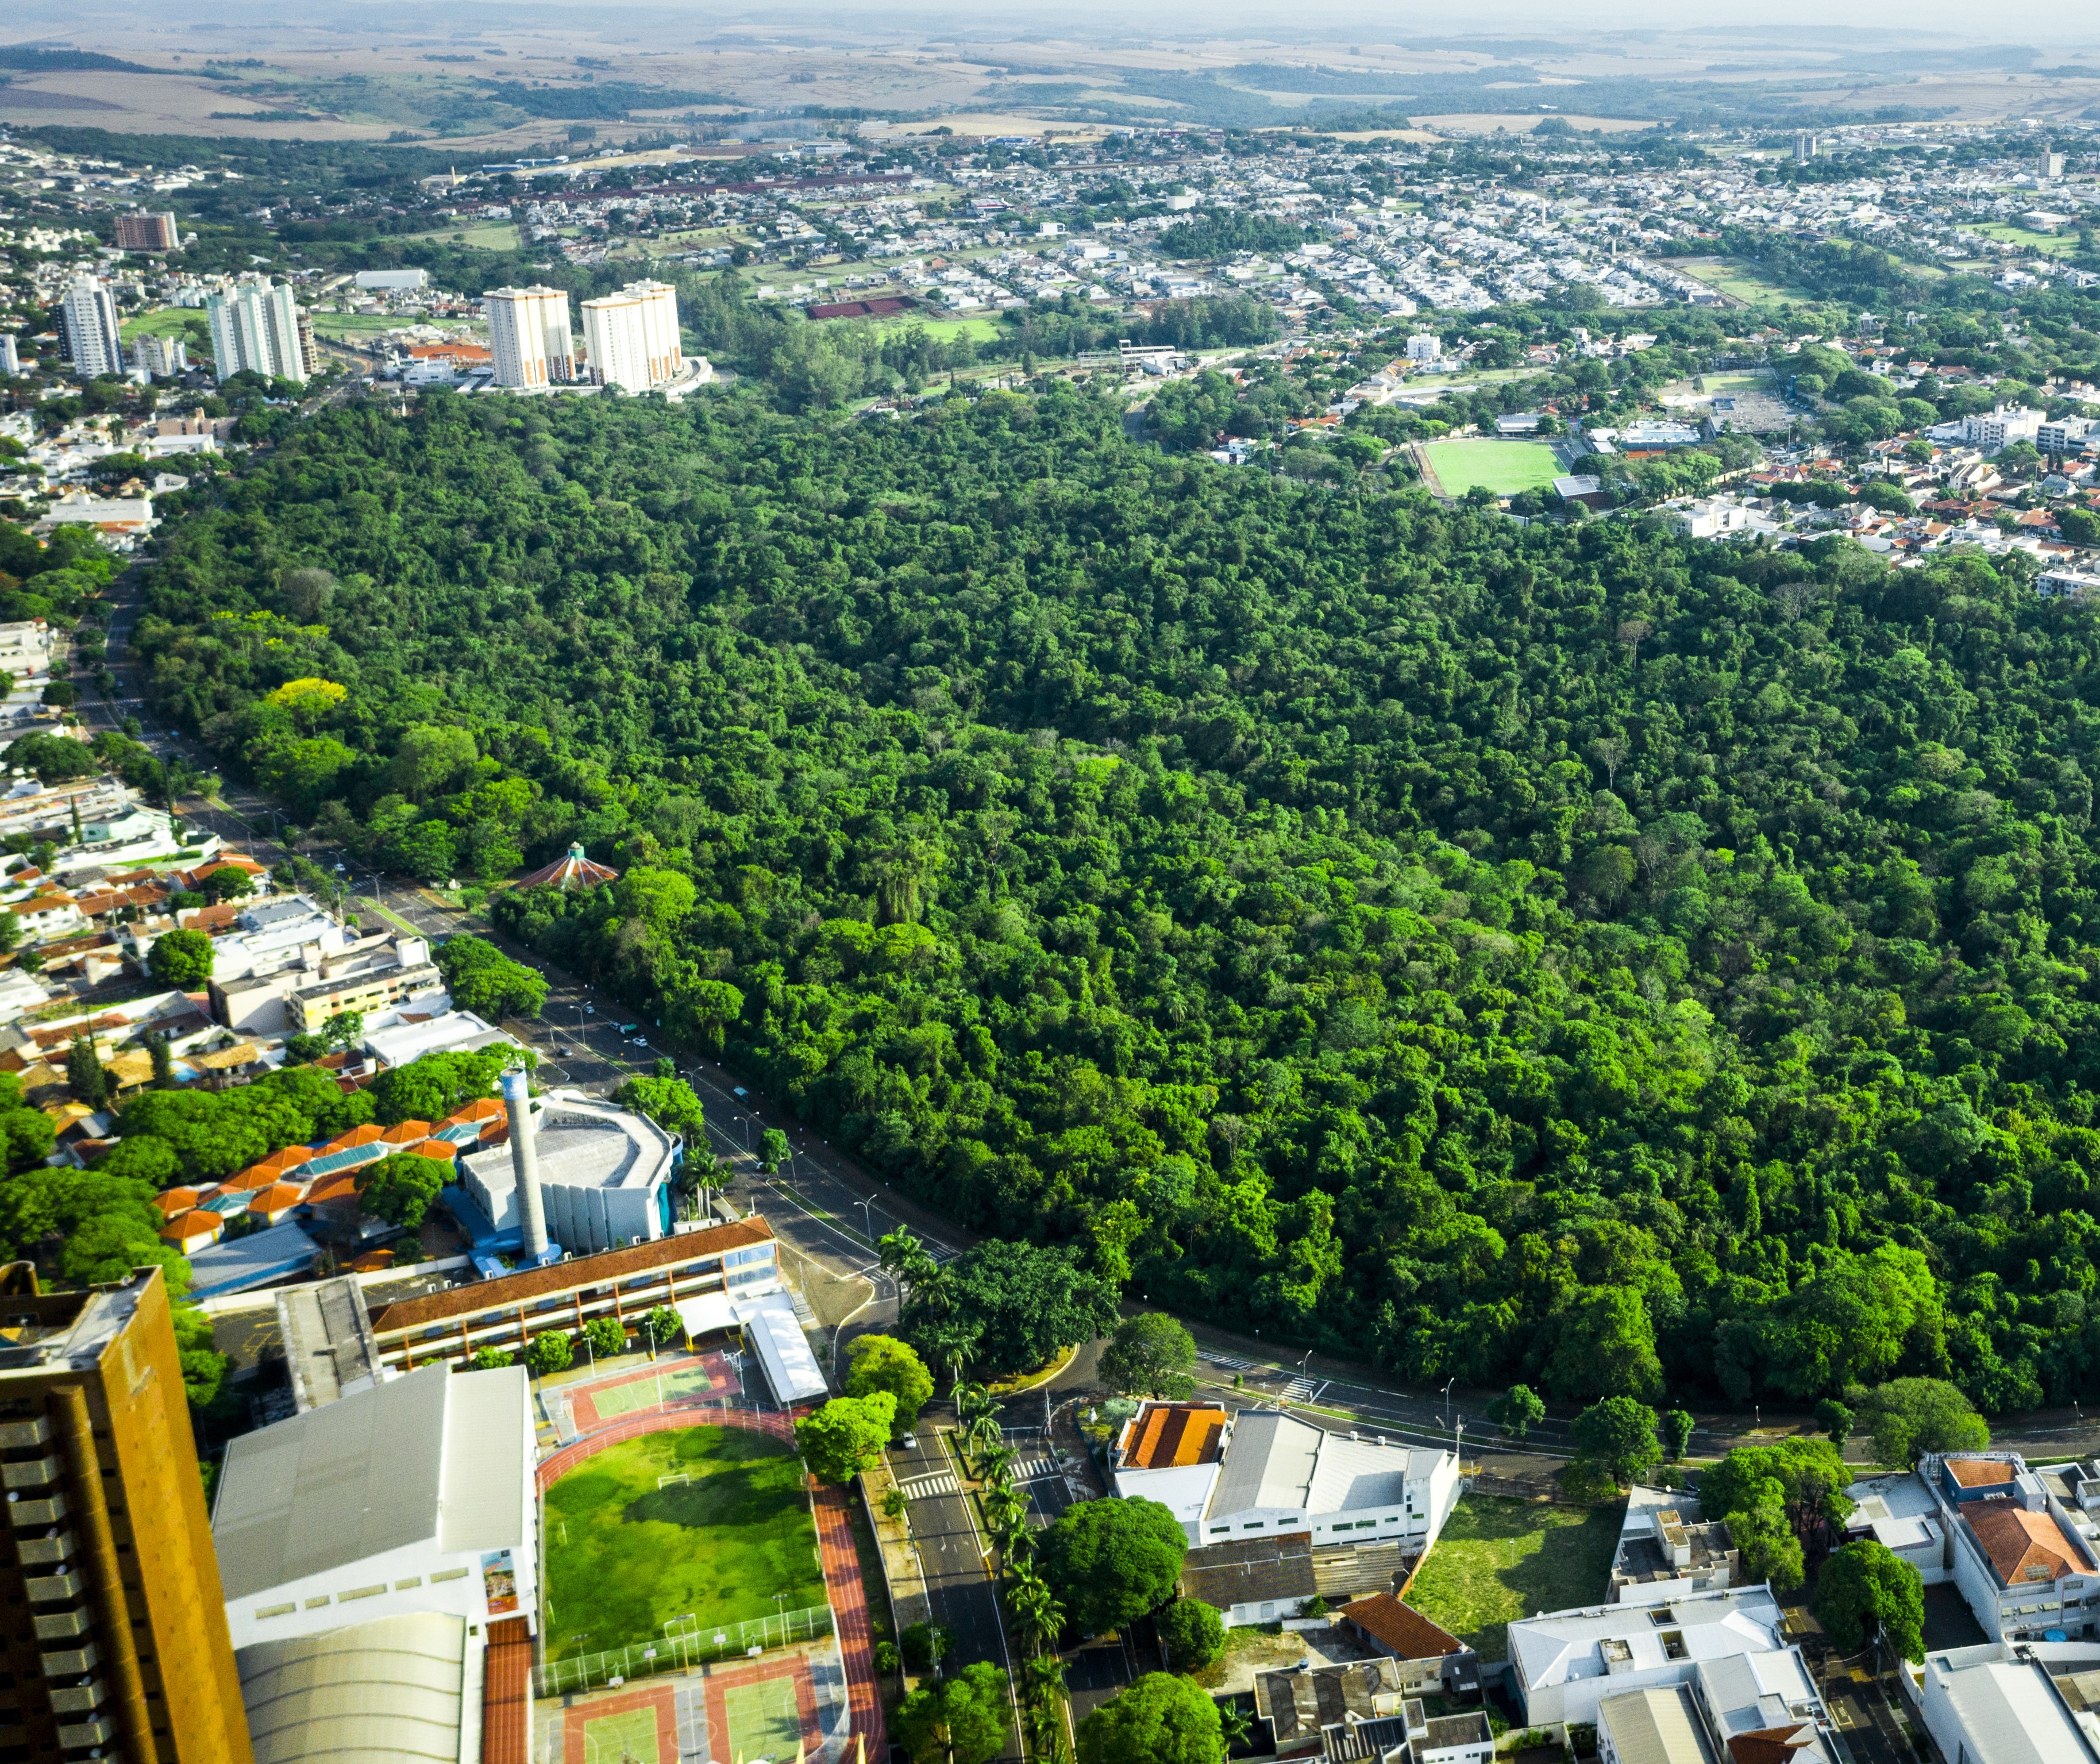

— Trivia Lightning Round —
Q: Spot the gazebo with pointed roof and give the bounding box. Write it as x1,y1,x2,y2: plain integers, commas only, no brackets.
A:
516,843,619,891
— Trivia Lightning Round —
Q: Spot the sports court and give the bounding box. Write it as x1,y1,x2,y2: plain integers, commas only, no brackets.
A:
576,1357,730,1427
706,1655,820,1764
560,1683,679,1764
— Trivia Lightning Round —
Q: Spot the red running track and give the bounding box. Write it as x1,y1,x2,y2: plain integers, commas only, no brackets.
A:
536,1404,888,1762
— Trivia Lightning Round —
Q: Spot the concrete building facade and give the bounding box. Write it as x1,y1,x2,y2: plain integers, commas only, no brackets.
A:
580,280,681,391
0,1264,254,1763
59,276,123,378
484,285,575,388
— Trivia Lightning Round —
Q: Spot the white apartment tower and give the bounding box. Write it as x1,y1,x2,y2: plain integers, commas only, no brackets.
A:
484,284,576,388
59,275,124,378
206,278,308,385
132,333,190,379
580,279,681,392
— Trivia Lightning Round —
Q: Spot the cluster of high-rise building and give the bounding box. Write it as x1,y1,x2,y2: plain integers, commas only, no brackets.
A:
205,278,309,386
481,279,683,392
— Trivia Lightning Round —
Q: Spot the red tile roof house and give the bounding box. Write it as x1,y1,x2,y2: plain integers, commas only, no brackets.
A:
1336,1592,1481,1694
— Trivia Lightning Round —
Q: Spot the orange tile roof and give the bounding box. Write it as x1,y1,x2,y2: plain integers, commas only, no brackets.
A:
321,1123,387,1156
379,1119,433,1145
1123,1403,1228,1470
222,1164,287,1193
248,1181,309,1214
152,1186,202,1219
1338,1593,1465,1661
440,1097,506,1129
407,1140,457,1161
160,1210,222,1245
242,1146,315,1181
303,1170,360,1206
1968,1503,2082,1586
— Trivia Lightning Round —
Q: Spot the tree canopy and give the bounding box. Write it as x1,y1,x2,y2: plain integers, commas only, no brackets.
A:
843,1334,935,1428
1099,1312,1200,1400
1853,1377,1992,1466
1814,1539,1926,1661
794,1391,897,1484
1076,1670,1224,1764
1039,1495,1188,1638
127,381,2100,1413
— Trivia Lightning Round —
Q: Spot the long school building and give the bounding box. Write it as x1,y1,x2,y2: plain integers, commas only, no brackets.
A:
364,1216,779,1372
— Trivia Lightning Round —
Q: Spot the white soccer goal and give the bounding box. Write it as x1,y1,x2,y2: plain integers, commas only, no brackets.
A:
656,1472,692,1490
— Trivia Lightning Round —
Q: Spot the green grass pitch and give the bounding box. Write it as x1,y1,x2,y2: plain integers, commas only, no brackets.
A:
541,1426,826,1661
1421,438,1565,497
589,1361,717,1419
724,1678,802,1761
580,1707,659,1764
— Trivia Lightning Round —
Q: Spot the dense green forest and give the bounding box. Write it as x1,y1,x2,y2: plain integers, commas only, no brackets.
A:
131,383,2100,1413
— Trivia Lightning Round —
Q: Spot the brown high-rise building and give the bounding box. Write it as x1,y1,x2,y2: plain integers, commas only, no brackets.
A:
111,212,179,253
0,1264,252,1764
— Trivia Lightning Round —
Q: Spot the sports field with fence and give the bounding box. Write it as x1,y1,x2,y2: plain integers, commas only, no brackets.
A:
1420,438,1563,497
542,1424,826,1662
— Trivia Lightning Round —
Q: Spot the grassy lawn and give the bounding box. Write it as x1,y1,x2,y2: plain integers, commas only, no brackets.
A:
402,220,522,252
1974,223,2078,259
542,1425,824,1661
1422,438,1563,497
1673,257,1820,307
816,311,1008,343
1405,1497,1623,1662
121,307,207,342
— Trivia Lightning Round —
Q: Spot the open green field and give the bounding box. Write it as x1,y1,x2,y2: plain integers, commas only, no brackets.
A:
542,1425,824,1661
1405,1496,1623,1661
1974,224,2079,259
1421,438,1562,498
121,308,209,345
1673,257,1820,307
404,221,522,252
812,311,1008,344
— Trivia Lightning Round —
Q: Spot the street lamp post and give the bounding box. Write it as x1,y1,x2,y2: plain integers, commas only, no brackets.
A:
857,1196,878,1246
1442,1377,1455,1424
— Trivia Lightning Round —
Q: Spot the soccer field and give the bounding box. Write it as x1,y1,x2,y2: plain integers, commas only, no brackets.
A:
542,1426,825,1661
1421,439,1563,497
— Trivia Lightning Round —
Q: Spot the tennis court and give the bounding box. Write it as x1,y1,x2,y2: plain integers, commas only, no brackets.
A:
724,1677,802,1761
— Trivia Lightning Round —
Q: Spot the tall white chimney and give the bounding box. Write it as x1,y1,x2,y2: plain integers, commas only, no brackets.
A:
500,1067,549,1260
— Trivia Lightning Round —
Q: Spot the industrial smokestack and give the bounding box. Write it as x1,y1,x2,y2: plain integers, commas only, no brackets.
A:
500,1068,549,1261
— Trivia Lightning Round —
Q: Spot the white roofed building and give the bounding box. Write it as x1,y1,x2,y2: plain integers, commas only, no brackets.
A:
1509,1586,1790,1727
1920,1646,2100,1764
211,1362,536,1653
456,1088,681,1254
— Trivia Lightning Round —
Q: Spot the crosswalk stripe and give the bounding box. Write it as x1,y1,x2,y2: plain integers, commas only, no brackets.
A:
899,1473,960,1499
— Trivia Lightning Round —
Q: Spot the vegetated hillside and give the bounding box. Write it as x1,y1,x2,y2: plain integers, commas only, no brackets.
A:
136,384,2100,1412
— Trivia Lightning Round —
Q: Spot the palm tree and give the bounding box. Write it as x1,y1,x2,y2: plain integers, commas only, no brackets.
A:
965,1409,1003,1468
1218,1700,1254,1755
954,1382,994,1428
982,1483,1026,1533
991,1508,1032,1567
978,1443,1018,1490
1007,1574,1066,1658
